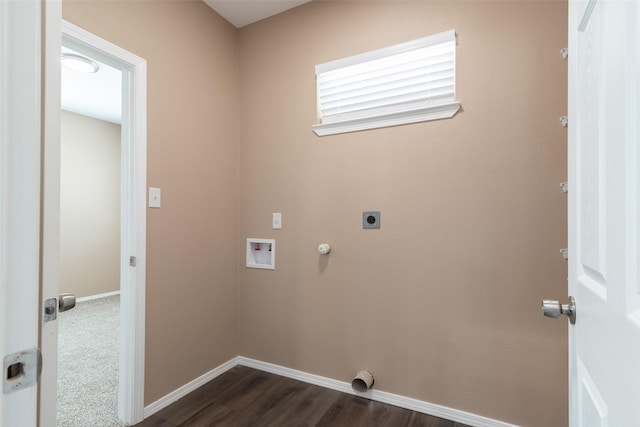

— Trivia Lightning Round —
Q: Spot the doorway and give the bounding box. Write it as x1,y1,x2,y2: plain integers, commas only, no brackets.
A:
58,48,123,424
38,20,148,427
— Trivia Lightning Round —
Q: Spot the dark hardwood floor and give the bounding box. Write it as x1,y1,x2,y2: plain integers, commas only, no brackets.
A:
135,366,470,427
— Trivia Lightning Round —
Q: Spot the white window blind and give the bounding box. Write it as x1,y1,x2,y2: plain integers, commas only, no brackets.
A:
312,30,460,136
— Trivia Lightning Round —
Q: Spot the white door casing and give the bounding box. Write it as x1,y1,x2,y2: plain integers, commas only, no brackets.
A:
39,1,62,425
568,0,640,425
39,18,148,427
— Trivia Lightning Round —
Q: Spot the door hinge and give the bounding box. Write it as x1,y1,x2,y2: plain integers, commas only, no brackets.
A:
129,256,137,267
560,116,568,127
3,348,40,394
560,182,568,193
560,48,568,59
560,248,568,260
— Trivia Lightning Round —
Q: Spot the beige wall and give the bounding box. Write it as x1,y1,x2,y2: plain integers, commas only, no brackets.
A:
63,0,568,425
62,0,240,404
238,1,568,426
60,110,120,299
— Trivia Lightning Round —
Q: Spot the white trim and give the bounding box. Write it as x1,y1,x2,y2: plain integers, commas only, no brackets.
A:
143,358,239,418
237,357,518,427
61,21,147,426
312,101,460,136
39,1,62,426
76,290,121,303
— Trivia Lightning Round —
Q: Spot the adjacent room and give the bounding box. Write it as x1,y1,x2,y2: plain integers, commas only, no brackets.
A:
59,0,568,426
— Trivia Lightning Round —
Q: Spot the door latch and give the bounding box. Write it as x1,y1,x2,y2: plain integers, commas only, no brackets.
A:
44,293,77,322
3,348,40,394
44,297,57,322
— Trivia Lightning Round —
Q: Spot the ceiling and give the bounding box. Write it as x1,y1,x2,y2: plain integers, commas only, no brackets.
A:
61,46,122,124
61,1,310,124
203,0,312,28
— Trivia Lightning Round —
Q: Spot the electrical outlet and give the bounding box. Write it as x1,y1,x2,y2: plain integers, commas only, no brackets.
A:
363,211,380,229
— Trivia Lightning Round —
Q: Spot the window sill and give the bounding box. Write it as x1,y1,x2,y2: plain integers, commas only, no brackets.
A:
312,101,461,137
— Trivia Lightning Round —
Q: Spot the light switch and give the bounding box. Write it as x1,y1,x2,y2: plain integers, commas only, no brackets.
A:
272,213,282,229
149,187,161,208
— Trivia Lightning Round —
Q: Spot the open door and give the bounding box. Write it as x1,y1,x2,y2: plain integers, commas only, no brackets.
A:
38,19,148,427
564,0,640,424
0,1,49,425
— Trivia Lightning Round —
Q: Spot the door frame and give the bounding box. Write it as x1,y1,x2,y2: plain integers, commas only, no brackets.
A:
39,17,148,426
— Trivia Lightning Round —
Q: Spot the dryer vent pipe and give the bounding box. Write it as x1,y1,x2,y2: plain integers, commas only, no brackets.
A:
351,370,374,393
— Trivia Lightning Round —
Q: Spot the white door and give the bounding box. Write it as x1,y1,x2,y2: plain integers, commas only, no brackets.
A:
567,0,640,425
0,1,45,426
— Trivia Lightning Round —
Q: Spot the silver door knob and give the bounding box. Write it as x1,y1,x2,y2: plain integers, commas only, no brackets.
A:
58,293,76,313
541,296,576,324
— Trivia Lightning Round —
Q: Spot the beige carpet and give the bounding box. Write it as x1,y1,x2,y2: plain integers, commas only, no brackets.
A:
57,294,126,427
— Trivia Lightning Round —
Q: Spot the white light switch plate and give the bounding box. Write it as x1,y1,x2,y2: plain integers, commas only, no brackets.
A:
149,187,161,208
272,213,282,229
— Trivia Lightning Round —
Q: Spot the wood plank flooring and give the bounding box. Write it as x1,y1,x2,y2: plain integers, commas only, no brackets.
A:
134,366,470,427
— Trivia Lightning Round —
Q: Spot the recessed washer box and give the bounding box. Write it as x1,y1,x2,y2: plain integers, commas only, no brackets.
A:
246,238,275,270
362,211,380,229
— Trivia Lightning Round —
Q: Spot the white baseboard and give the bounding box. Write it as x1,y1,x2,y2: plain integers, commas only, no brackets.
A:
76,290,120,302
144,356,518,427
143,357,239,418
237,357,518,427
